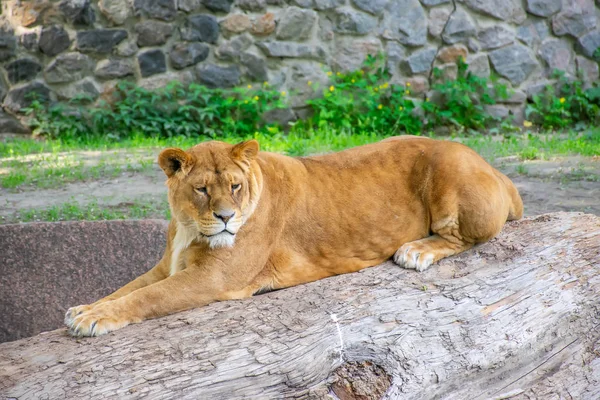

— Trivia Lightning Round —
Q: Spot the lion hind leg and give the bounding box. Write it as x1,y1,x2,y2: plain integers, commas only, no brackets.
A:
393,216,474,272
393,234,473,272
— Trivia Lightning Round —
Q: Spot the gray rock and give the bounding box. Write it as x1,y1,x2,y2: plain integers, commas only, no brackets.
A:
241,52,268,81
318,14,335,41
204,0,235,12
0,31,17,62
0,74,8,102
4,82,52,113
5,58,42,84
576,55,599,85
539,39,573,72
334,7,378,35
386,41,407,76
95,59,135,79
267,0,288,4
526,0,562,17
39,26,71,57
420,0,450,5
477,26,515,50
257,41,327,60
237,0,267,11
139,70,194,89
442,8,476,44
0,110,30,134
406,47,437,74
466,53,490,77
99,0,131,24
517,21,550,46
59,0,96,26
498,89,527,104
262,108,297,127
524,80,555,98
117,40,139,57
216,34,253,61
196,64,241,88
277,7,317,40
577,29,600,58
286,62,328,107
21,33,38,51
178,0,202,11
180,14,219,43
55,77,100,101
133,0,177,21
331,37,382,72
314,0,344,10
489,44,538,84
552,0,596,38
135,20,173,47
76,29,128,53
484,104,510,119
435,62,459,81
462,0,526,23
292,0,313,6
170,43,210,69
138,49,167,77
45,52,94,83
428,6,452,37
352,0,389,15
468,38,481,52
381,0,427,46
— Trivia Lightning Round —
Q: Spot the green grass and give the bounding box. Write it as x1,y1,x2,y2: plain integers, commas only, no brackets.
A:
3,198,170,224
2,127,600,224
3,128,599,161
2,128,600,190
458,129,600,162
0,145,157,190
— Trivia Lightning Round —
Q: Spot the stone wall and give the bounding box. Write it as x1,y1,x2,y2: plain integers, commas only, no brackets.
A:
1,0,600,133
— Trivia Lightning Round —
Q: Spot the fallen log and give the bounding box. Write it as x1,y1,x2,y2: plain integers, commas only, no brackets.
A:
1,212,599,399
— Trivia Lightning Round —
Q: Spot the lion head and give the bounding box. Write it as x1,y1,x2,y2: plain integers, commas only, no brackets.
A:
158,140,262,249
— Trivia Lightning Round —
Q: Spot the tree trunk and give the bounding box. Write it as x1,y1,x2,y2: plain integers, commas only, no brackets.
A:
1,212,599,400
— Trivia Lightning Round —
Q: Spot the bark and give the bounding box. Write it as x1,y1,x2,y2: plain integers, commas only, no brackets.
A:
1,212,599,400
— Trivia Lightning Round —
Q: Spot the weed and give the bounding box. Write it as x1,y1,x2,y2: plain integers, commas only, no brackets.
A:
24,81,287,141
526,70,600,129
519,146,540,161
6,198,170,224
422,58,509,129
302,54,422,135
516,164,529,175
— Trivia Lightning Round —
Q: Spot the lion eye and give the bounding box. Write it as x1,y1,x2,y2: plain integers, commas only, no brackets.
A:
195,187,207,194
232,184,241,192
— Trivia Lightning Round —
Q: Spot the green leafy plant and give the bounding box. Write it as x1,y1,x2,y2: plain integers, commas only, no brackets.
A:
525,70,600,130
21,55,600,143
422,58,509,130
302,54,422,135
24,81,287,141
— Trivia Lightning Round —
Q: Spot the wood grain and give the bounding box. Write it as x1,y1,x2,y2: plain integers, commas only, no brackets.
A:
1,212,599,399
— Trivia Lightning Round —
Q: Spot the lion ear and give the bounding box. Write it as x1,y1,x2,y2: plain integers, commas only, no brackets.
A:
158,148,194,178
231,140,259,161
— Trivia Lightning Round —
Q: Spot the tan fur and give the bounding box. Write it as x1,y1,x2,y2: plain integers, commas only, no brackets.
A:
65,136,523,337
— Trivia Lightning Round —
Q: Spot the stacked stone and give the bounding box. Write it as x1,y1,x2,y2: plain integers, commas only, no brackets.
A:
0,0,599,133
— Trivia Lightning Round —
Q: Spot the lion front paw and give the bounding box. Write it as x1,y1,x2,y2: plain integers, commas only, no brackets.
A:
65,302,132,337
393,243,435,272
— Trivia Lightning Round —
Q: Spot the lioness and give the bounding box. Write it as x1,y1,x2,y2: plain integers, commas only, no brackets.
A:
65,136,523,337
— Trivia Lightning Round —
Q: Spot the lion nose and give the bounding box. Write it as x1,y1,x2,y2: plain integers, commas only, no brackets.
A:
213,211,235,224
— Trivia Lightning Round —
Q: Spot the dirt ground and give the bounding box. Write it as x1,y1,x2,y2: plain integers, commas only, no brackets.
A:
1,153,599,220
